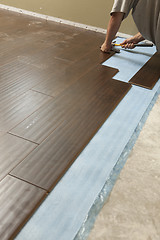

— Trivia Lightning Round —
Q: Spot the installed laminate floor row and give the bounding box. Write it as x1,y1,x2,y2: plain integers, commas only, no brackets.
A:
0,8,131,239
0,175,47,240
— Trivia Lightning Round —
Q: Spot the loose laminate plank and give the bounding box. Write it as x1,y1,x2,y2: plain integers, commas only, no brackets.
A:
0,175,47,240
0,133,37,181
129,52,160,89
10,68,131,191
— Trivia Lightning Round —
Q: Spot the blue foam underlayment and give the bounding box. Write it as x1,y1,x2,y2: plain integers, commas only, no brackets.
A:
16,39,160,240
103,37,156,82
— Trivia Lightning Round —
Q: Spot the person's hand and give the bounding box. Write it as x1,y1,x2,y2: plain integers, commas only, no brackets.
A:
101,41,112,53
120,37,137,49
120,33,144,49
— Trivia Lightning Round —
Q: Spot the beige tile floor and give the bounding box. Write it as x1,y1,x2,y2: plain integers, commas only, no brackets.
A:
88,95,160,240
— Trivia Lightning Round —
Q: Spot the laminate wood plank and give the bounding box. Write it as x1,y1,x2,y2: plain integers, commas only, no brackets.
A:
0,15,28,33
18,28,105,64
51,43,91,62
0,12,84,67
0,9,86,43
9,95,80,144
69,30,105,43
10,71,131,191
31,48,115,97
0,10,47,38
129,53,160,89
18,49,72,71
0,133,37,181
0,20,61,54
0,37,71,69
0,175,47,240
0,61,52,102
56,32,106,62
10,65,119,144
0,8,86,51
0,9,84,37
32,40,88,64
0,38,53,67
0,90,52,132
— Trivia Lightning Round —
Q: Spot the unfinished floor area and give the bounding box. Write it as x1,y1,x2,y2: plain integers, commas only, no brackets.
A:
88,94,160,240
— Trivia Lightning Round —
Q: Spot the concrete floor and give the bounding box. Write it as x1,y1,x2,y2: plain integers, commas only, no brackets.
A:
88,95,160,240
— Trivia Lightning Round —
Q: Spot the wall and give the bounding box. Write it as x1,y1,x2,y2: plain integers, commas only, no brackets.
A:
0,0,138,35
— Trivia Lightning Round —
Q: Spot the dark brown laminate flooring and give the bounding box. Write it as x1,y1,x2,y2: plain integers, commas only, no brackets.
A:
0,176,47,240
129,52,160,89
0,8,131,238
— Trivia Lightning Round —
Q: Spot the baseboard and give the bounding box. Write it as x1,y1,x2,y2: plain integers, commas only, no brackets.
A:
0,3,133,38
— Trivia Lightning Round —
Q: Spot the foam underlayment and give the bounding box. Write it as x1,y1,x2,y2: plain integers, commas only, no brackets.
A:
103,38,155,82
16,39,160,240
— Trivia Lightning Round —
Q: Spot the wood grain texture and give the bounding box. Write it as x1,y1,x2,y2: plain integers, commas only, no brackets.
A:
0,133,37,181
0,175,47,240
0,61,48,102
10,67,131,191
0,90,52,132
129,53,160,89
31,48,115,97
10,66,119,144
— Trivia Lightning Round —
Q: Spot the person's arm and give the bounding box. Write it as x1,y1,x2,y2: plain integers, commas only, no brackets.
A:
101,12,124,53
120,32,145,48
